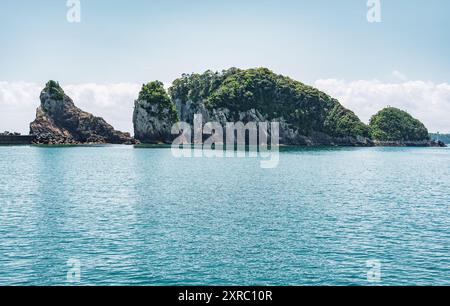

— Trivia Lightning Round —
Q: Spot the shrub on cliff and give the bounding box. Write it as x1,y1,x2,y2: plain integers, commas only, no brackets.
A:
369,107,430,141
137,81,178,122
45,80,65,100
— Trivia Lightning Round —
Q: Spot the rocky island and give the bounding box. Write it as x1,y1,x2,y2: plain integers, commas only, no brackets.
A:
134,68,372,146
369,107,445,147
134,68,444,147
30,81,138,145
25,70,445,147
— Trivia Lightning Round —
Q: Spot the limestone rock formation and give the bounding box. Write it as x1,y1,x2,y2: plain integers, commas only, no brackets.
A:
133,81,179,144
131,68,446,148
30,81,138,145
134,68,372,146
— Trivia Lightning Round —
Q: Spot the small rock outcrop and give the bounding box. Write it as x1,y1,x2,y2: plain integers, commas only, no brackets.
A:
30,81,138,145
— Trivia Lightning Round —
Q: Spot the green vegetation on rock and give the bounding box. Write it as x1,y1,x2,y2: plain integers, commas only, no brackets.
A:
45,80,65,100
31,81,137,145
138,81,178,122
169,68,369,138
135,68,437,146
369,107,430,141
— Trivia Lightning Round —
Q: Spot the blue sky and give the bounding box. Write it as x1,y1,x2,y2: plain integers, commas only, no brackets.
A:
1,0,450,134
1,0,449,84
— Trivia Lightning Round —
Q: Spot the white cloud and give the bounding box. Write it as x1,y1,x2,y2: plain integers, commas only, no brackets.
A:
0,82,41,135
64,83,141,133
1,79,450,135
315,79,450,133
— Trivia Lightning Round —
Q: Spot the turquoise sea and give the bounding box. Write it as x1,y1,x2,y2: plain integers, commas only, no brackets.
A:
0,145,449,286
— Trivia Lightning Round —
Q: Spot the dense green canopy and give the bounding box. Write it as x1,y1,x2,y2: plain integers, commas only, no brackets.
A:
135,69,433,144
169,68,369,138
137,81,178,122
369,107,430,141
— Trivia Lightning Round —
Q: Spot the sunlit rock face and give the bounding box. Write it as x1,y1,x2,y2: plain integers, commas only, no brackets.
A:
30,81,137,145
133,81,179,144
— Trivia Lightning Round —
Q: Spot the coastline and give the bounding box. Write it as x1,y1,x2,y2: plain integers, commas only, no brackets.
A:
372,140,447,148
0,142,447,148
0,135,35,145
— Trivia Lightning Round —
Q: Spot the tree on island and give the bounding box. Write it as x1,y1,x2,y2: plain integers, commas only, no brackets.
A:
369,107,430,142
45,80,65,100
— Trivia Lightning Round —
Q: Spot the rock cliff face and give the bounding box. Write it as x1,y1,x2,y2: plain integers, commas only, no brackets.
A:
134,68,372,146
133,81,178,144
30,81,137,145
173,101,372,146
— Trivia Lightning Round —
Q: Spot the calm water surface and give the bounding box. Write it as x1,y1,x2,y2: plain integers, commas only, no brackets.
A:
0,145,449,285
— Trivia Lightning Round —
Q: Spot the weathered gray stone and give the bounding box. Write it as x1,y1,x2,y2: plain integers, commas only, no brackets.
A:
30,81,138,145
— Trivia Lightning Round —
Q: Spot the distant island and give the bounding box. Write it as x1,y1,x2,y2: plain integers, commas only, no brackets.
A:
369,107,439,147
430,133,450,144
0,68,446,147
